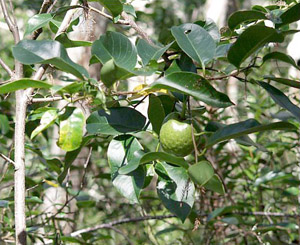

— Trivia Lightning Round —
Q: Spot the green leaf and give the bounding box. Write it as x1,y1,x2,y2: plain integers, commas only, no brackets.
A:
12,40,89,80
123,4,136,17
55,33,92,48
0,79,51,94
118,150,145,174
150,72,233,108
156,162,195,222
276,2,300,27
31,109,58,139
227,25,284,68
215,44,231,59
171,23,216,68
262,52,300,70
86,107,146,135
0,200,9,208
0,115,10,134
207,206,240,221
89,0,123,17
24,13,53,36
100,59,133,87
107,135,145,203
148,94,165,135
254,171,291,186
259,81,300,122
206,119,296,147
136,39,173,66
58,107,85,152
228,10,267,30
188,161,214,186
139,152,189,169
76,200,96,208
91,31,137,70
263,76,300,89
204,174,225,194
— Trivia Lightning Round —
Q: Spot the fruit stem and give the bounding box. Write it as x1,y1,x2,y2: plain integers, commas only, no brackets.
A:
180,96,188,119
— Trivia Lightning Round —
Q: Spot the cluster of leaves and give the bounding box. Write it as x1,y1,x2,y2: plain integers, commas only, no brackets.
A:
1,0,300,243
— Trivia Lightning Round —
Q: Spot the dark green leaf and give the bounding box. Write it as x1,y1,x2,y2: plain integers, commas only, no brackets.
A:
89,0,123,17
204,174,225,194
263,76,300,89
24,13,53,36
206,118,296,147
171,23,216,68
276,3,300,27
227,25,284,67
148,94,165,135
228,10,267,30
188,161,214,186
262,52,300,70
100,59,133,87
12,40,89,80
91,31,137,70
140,152,189,169
136,39,173,66
0,79,51,94
150,72,233,108
58,107,85,151
55,33,92,48
156,162,195,222
259,81,300,122
118,150,145,174
86,107,146,135
108,135,145,203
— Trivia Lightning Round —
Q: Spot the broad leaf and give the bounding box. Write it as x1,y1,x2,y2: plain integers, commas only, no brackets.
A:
24,13,53,36
0,79,51,94
171,23,216,68
31,109,58,139
263,76,300,89
227,25,284,68
228,10,267,30
276,3,300,27
91,31,137,70
206,119,296,147
12,40,89,80
156,162,195,222
204,174,225,195
86,107,146,135
89,0,123,17
259,81,300,122
150,72,233,108
58,107,85,152
55,33,92,48
139,152,189,169
188,161,214,186
108,135,145,203
136,39,173,66
262,52,300,70
148,94,165,135
100,59,133,87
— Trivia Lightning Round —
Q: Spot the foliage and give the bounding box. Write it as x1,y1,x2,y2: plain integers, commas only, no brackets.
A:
0,0,300,244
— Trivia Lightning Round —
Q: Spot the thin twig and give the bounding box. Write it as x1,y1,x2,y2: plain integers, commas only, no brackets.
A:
70,215,176,237
0,57,13,76
0,153,16,169
30,96,63,103
121,12,153,45
88,5,129,25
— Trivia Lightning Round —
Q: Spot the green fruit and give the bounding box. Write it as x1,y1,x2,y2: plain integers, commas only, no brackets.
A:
159,113,197,157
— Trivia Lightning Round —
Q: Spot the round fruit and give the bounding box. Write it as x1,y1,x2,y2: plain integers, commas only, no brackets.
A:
159,113,197,157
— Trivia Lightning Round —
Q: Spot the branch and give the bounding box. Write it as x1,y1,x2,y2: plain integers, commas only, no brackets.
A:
0,153,16,169
30,96,63,103
70,215,176,237
121,12,154,45
88,5,129,25
0,57,13,76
